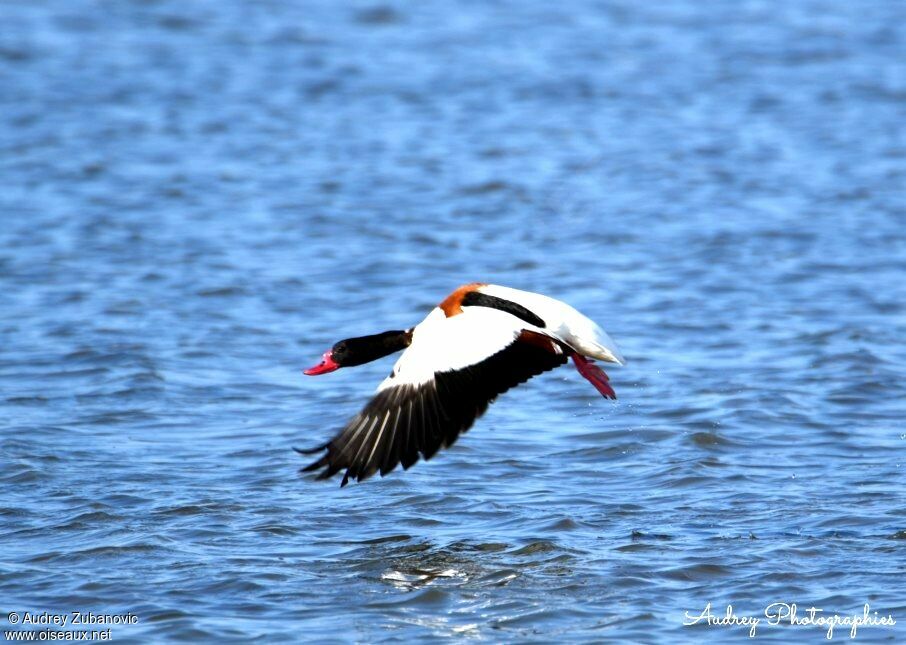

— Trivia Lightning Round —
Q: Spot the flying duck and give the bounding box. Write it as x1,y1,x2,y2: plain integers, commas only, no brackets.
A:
298,283,625,486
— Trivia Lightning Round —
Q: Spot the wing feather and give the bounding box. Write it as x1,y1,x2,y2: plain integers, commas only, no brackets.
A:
299,331,569,485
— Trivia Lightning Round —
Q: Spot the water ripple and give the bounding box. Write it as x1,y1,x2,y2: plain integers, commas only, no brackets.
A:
1,0,904,641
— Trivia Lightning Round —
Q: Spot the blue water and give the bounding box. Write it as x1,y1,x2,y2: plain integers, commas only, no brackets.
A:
2,0,905,641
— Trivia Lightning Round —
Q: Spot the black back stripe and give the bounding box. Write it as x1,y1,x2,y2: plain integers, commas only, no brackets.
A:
460,291,546,328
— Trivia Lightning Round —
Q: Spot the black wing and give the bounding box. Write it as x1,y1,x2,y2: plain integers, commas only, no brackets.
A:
297,332,569,486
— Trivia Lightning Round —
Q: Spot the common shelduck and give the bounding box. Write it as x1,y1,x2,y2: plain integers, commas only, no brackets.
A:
297,283,625,486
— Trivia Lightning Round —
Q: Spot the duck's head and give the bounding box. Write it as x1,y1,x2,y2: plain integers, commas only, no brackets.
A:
303,330,413,375
302,339,356,375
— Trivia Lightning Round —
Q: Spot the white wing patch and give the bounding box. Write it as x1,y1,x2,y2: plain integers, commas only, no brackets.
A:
377,307,524,391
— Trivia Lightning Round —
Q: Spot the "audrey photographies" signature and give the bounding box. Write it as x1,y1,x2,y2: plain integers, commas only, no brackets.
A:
683,602,896,639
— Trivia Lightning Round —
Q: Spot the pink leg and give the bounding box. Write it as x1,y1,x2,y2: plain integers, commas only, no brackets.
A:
572,354,617,399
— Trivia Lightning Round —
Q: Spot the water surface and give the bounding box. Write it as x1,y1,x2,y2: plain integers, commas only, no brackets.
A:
1,0,904,641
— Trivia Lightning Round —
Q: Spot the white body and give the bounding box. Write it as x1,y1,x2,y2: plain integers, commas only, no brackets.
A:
380,284,623,391
480,284,624,365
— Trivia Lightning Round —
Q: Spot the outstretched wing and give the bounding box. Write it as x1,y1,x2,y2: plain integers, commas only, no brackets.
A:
297,329,568,486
